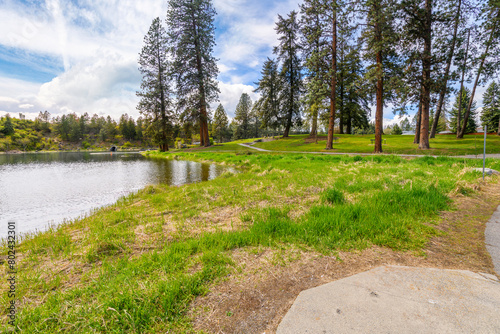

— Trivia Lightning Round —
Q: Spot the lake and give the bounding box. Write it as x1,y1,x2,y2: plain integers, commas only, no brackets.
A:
0,152,233,239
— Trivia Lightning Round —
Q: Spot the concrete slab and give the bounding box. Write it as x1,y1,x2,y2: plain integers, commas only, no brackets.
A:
277,266,500,334
486,205,500,275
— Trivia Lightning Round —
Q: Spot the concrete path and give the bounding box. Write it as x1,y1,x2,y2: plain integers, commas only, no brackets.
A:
277,265,500,334
486,206,500,275
237,143,271,152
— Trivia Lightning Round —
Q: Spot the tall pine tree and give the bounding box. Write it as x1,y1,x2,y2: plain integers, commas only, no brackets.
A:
167,0,219,147
274,11,303,138
136,18,174,152
458,0,500,138
254,58,282,133
360,0,400,152
300,0,330,138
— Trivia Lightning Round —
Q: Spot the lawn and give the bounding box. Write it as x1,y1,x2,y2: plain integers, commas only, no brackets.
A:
1,151,499,332
247,134,500,156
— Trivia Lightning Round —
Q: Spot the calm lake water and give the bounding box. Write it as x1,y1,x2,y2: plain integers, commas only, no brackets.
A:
0,152,233,239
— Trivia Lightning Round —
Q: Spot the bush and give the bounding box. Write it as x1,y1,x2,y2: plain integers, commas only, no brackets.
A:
122,141,133,148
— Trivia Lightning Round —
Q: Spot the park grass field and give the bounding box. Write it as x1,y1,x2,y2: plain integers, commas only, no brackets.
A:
249,134,500,155
1,151,499,332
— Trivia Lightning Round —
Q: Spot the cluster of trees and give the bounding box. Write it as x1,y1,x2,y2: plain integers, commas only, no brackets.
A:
137,0,219,151
138,0,499,153
249,0,500,152
0,111,151,152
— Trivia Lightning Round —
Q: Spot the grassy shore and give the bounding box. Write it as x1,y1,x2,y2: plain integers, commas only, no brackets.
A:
1,151,499,332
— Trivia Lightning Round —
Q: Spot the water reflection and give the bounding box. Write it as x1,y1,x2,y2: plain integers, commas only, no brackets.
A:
0,152,234,239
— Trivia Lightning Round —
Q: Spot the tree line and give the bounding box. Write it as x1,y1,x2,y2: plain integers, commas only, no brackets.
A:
138,0,499,153
0,111,154,151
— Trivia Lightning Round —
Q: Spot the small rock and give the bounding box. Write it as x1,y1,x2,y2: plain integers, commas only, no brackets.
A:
471,168,499,175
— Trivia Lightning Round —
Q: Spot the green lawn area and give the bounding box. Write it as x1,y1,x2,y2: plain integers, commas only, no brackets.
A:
250,134,500,155
2,151,499,332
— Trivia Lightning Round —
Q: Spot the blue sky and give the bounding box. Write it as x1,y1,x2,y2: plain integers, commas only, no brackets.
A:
0,0,488,126
0,0,300,120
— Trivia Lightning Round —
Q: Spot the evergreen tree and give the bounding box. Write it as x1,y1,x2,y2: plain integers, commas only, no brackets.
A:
274,11,303,138
300,0,330,138
450,88,477,134
254,58,282,133
459,0,500,138
400,117,412,131
360,0,400,152
136,18,174,151
391,123,403,135
212,104,228,143
136,117,145,141
430,0,466,138
480,81,500,134
234,93,252,139
250,103,261,138
167,0,219,147
1,114,14,136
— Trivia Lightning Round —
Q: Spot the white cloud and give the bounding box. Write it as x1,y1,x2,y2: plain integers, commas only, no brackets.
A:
0,97,20,104
37,51,140,118
19,104,34,109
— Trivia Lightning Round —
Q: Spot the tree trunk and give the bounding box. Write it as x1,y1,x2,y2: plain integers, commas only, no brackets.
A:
430,0,461,138
339,42,344,135
310,105,318,138
497,116,500,136
418,0,431,149
339,73,344,134
347,94,352,134
414,92,422,144
199,123,205,146
192,14,210,147
158,55,168,152
374,1,383,153
326,1,337,150
458,19,497,138
455,30,470,136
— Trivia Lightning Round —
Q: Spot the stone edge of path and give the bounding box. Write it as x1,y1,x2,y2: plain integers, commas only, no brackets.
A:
486,205,500,275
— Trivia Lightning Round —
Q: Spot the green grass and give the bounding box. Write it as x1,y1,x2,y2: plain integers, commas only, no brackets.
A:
249,134,500,155
1,151,498,332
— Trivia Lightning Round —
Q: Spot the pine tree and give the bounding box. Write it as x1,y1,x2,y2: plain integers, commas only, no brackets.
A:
430,0,464,138
459,0,500,138
274,11,303,138
360,0,400,152
212,104,228,143
1,114,14,136
480,81,500,134
300,0,330,138
254,58,282,133
234,93,252,139
450,88,477,134
136,18,174,151
167,0,219,147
